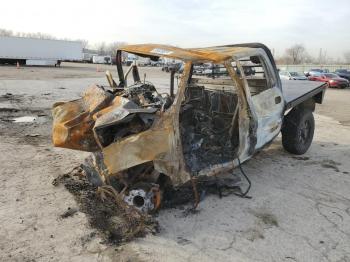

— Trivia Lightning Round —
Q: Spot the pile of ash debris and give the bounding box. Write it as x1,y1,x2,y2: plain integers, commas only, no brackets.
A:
53,166,242,245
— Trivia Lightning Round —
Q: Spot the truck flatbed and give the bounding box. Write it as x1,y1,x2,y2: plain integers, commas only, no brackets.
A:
282,80,326,110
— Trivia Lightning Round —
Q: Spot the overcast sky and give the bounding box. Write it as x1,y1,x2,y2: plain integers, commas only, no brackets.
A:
1,0,349,59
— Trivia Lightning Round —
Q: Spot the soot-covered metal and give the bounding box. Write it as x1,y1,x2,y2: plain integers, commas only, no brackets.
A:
52,43,286,212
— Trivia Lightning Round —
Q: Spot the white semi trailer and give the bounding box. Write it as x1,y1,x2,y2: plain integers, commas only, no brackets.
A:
0,36,83,66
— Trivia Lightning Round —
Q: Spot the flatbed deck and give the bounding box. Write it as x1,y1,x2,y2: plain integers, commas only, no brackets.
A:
282,80,326,110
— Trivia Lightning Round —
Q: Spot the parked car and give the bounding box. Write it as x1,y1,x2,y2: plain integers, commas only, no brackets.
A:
202,64,228,77
92,55,112,64
137,57,151,66
193,63,223,75
279,71,307,80
193,65,204,74
308,73,349,88
334,69,350,80
162,62,183,73
150,60,162,67
304,69,329,77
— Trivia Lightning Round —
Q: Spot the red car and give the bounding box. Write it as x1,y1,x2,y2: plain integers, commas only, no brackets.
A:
308,73,349,88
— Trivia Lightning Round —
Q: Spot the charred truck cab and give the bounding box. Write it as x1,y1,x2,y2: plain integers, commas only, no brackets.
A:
52,43,326,212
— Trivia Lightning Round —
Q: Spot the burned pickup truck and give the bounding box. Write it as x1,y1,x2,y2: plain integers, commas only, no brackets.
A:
52,43,326,212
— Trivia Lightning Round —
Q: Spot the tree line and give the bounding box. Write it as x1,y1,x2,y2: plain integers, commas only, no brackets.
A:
1,29,350,63
275,44,350,64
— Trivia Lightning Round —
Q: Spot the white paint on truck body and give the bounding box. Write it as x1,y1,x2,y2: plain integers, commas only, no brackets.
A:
252,87,284,149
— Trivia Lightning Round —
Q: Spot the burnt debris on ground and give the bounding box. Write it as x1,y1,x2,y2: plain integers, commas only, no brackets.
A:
161,174,242,208
53,167,242,244
52,167,159,245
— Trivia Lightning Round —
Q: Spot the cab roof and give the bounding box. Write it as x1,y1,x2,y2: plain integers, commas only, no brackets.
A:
118,44,258,63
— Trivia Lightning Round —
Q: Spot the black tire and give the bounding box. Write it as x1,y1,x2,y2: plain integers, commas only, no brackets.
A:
282,109,315,155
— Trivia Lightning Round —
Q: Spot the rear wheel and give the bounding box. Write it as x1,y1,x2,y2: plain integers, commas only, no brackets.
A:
282,109,315,155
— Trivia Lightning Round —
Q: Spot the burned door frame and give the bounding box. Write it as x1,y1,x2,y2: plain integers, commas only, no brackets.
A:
224,59,254,162
229,49,285,154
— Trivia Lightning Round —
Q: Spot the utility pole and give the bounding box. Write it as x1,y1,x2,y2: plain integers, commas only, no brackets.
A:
318,48,322,64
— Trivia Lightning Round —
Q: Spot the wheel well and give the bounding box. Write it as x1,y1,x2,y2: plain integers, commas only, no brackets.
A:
294,98,316,112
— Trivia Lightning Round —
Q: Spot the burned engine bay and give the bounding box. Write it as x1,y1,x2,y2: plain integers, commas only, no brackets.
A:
93,82,172,148
53,80,174,213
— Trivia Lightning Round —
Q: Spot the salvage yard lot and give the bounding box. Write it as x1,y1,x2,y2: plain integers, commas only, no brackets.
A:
0,62,350,262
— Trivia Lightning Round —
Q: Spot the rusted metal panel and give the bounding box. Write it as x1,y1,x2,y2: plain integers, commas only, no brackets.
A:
52,84,112,151
119,44,251,63
102,128,171,174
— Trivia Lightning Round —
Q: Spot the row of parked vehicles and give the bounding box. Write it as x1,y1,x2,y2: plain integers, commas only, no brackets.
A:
279,68,350,89
158,61,349,89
